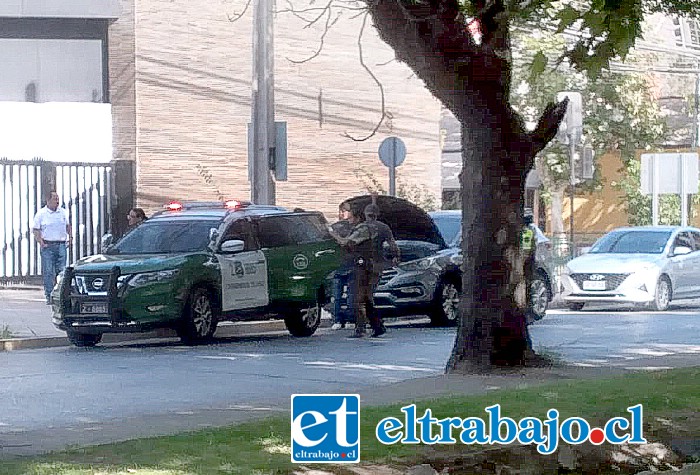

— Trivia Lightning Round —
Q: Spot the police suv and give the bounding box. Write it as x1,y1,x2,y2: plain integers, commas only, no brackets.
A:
52,200,341,347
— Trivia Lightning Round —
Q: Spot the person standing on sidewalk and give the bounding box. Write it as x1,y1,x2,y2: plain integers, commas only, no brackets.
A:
32,191,71,304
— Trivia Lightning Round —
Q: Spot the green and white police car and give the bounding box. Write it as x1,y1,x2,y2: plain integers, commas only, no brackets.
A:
52,200,341,347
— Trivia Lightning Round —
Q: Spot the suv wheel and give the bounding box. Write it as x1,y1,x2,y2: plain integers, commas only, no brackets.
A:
568,302,585,311
528,273,549,323
285,302,322,337
429,277,460,327
178,287,218,345
67,331,102,347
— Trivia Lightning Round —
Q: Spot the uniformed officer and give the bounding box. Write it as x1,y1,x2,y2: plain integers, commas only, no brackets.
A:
522,209,536,320
329,198,399,338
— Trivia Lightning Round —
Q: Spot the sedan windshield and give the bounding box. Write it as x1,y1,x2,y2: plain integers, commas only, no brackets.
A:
589,230,672,254
108,220,220,254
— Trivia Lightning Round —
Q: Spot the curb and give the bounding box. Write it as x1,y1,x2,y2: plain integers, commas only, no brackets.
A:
0,318,325,352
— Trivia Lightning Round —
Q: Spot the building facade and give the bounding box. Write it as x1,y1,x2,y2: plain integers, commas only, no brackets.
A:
108,0,443,216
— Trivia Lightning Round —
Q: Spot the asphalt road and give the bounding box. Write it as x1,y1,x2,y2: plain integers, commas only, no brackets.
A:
0,299,699,457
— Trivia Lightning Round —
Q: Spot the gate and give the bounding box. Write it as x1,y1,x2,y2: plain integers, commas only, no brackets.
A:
1,159,133,285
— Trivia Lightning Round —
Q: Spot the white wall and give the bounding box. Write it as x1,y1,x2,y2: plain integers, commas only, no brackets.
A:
0,102,113,163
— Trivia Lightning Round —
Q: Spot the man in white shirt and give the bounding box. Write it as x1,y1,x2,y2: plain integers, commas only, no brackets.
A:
32,191,72,304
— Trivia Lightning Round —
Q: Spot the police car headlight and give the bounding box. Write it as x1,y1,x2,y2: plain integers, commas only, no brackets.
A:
128,269,180,288
398,257,437,272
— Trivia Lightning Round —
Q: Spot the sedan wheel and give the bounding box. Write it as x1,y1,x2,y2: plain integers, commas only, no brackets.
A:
430,279,460,327
652,277,671,311
178,287,218,344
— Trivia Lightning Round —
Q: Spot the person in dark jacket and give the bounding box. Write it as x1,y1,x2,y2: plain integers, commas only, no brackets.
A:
329,197,399,338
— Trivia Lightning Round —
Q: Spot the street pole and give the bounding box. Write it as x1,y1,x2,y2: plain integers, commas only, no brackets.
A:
251,0,275,204
694,73,700,148
569,138,575,255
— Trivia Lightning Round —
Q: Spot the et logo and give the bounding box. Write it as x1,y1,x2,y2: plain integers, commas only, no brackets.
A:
290,394,360,463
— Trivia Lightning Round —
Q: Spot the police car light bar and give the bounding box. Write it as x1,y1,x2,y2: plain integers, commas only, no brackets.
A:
163,200,251,211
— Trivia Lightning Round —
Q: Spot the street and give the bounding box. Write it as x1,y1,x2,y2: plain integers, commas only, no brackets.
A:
0,296,699,456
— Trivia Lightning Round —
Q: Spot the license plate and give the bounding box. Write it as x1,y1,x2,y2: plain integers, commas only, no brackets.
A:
582,280,606,291
80,303,108,314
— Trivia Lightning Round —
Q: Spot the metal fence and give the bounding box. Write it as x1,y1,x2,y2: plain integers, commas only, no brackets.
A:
0,159,132,285
549,232,607,293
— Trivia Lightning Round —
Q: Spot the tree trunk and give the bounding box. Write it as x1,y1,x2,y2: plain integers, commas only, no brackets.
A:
550,187,565,234
446,111,532,371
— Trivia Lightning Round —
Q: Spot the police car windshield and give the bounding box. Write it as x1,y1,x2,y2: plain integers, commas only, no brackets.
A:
109,219,220,254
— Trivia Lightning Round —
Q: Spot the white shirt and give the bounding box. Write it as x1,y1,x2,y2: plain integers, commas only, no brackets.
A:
32,206,70,241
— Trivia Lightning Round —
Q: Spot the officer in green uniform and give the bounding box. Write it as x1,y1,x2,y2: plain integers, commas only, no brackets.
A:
521,210,536,321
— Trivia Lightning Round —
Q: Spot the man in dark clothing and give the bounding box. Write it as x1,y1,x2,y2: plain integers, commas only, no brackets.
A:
329,199,399,338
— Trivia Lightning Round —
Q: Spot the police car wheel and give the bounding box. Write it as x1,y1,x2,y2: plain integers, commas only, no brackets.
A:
284,302,322,337
67,331,102,347
429,278,460,327
178,287,218,345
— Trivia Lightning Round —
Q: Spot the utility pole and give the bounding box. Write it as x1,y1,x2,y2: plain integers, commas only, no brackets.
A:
694,73,700,148
251,0,275,204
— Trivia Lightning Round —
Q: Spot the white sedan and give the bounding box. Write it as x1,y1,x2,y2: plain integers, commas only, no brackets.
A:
561,226,700,311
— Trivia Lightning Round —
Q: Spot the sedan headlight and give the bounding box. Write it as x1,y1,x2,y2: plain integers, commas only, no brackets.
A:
128,269,180,288
398,257,438,272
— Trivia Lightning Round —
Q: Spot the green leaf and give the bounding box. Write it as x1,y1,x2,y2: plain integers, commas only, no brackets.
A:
529,51,548,80
556,6,581,33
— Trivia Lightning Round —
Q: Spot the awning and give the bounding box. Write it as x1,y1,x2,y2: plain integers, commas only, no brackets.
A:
0,0,119,19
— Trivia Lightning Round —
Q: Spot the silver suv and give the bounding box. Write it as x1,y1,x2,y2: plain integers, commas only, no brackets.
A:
373,210,554,325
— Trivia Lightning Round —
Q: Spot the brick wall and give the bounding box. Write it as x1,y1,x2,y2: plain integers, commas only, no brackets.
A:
110,0,442,217
109,0,137,164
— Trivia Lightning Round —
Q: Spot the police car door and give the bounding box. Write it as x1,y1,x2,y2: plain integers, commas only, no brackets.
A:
216,219,269,311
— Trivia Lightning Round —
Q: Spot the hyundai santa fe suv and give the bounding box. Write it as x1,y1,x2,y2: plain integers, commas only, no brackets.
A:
373,209,555,325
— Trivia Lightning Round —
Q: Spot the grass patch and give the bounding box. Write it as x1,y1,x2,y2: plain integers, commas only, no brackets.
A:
1,367,698,475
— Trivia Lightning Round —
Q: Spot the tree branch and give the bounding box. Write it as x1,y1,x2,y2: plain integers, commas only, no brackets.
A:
227,0,253,22
343,11,386,141
529,97,569,157
286,9,339,63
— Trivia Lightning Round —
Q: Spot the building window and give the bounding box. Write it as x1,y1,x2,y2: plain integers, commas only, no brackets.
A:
0,18,109,103
688,20,700,47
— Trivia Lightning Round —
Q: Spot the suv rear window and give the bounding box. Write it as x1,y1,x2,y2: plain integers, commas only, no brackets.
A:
109,219,220,254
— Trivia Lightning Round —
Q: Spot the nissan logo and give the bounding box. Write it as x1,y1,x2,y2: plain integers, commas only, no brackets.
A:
91,277,105,290
589,274,605,281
